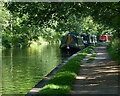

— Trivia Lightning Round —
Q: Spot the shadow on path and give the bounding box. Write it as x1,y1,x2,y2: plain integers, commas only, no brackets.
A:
70,43,120,95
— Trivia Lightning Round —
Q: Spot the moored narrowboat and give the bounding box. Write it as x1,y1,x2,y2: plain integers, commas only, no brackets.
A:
80,33,97,47
99,35,112,42
60,32,85,50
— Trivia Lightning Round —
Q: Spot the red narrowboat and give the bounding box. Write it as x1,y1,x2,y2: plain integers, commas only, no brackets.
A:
99,35,112,42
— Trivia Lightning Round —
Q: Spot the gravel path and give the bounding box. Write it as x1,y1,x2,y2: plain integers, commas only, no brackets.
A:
70,43,120,95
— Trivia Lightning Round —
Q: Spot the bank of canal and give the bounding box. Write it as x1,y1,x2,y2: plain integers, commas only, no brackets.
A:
2,44,77,94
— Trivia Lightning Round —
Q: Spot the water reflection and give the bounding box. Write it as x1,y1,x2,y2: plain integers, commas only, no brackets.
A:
2,44,65,94
2,44,79,94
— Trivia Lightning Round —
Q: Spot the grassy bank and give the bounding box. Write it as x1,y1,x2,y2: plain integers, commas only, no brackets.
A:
107,38,120,65
39,45,96,96
87,52,97,63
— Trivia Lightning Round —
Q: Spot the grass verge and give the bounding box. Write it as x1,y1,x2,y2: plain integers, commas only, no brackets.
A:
39,45,97,96
87,52,97,63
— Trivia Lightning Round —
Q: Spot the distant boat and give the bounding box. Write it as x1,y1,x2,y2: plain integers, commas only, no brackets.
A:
99,35,112,42
60,32,85,50
60,33,98,50
80,33,90,47
89,34,98,45
80,33,97,46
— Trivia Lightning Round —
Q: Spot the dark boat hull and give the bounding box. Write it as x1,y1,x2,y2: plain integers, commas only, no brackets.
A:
60,32,86,51
60,44,84,51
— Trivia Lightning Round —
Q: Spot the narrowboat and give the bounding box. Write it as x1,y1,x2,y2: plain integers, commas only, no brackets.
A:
80,33,90,47
60,32,85,50
80,34,97,47
89,35,97,45
99,35,112,42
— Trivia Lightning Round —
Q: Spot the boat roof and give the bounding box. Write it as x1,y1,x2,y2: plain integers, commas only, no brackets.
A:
90,35,96,37
67,32,80,36
80,33,88,36
66,32,96,37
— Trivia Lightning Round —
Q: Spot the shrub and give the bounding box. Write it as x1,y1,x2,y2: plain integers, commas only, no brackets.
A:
107,38,120,65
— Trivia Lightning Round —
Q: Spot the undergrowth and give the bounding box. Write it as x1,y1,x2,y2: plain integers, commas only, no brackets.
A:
107,38,120,65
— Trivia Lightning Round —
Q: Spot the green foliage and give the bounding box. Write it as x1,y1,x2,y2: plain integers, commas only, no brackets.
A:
0,2,11,48
2,25,41,48
107,38,120,65
4,2,79,25
2,2,120,48
0,3,10,26
2,30,12,48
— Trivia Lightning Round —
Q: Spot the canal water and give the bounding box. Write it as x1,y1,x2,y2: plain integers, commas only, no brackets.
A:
1,44,77,94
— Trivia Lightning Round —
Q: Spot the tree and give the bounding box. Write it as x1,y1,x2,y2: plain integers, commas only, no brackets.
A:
2,2,120,48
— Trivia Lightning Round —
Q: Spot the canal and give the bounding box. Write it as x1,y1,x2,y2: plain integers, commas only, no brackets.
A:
1,44,78,94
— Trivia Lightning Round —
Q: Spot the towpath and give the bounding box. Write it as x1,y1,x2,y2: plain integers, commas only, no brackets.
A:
70,43,120,96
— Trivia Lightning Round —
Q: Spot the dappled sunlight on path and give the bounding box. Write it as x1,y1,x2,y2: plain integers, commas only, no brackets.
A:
70,43,120,95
